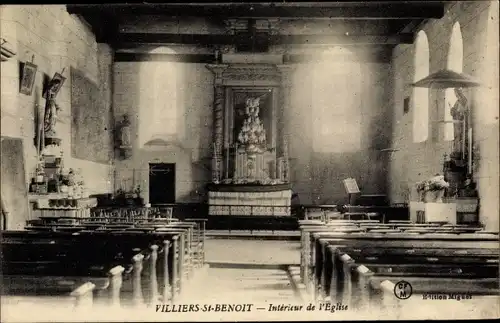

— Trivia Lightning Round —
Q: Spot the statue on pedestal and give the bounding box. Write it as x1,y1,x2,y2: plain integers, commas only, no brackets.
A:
449,87,468,160
43,79,63,139
237,97,267,158
43,98,60,138
118,115,132,148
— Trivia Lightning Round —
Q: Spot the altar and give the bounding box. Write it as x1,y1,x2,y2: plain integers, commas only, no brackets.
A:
205,56,294,216
207,183,292,216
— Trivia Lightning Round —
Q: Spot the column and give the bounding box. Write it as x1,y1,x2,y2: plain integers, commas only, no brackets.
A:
277,65,296,183
206,64,228,183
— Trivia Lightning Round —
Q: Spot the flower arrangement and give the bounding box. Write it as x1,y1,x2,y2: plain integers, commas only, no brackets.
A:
134,185,142,198
416,174,450,203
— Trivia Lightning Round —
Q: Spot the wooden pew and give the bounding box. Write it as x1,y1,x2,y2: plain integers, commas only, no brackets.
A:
1,279,96,310
26,216,199,281
308,231,499,299
1,229,181,307
334,249,499,318
22,215,206,302
331,245,499,305
376,277,499,318
1,236,125,308
75,228,184,303
315,240,498,302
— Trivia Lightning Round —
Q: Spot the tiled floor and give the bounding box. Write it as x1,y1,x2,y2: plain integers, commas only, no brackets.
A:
169,238,308,321
204,238,301,265
179,267,299,304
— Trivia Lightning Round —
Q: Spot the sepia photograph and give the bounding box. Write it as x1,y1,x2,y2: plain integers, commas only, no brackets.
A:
0,1,499,322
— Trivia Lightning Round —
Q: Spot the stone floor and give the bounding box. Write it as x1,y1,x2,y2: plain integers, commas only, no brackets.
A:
169,238,322,321
204,238,301,265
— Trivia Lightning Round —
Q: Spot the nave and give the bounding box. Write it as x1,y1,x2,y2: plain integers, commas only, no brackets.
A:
2,207,499,321
1,211,309,322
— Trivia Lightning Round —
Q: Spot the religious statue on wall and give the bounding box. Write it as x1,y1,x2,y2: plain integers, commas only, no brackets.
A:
237,97,267,157
42,72,65,141
444,87,477,198
449,87,469,160
118,114,132,148
43,90,61,139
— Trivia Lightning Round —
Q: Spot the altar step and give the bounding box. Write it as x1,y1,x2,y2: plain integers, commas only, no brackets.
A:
203,215,299,231
206,230,300,240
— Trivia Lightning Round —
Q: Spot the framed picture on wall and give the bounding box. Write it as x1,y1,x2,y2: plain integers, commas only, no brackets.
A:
19,61,37,95
43,72,66,99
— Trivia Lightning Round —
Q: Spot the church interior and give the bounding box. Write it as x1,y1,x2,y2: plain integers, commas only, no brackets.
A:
0,2,499,321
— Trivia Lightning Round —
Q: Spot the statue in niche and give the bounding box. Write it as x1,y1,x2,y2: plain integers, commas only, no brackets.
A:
43,92,60,138
449,87,468,160
237,97,267,157
118,115,132,148
42,73,65,140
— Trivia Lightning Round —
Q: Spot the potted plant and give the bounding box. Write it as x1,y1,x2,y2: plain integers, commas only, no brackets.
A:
416,174,450,203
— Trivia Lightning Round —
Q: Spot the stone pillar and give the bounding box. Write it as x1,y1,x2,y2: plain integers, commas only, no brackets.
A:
277,65,295,183
206,64,228,183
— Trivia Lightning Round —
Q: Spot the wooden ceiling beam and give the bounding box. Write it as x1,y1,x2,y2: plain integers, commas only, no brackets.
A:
67,3,445,19
112,33,414,47
114,50,394,64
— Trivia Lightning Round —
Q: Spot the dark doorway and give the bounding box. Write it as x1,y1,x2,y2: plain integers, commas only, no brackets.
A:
149,163,175,205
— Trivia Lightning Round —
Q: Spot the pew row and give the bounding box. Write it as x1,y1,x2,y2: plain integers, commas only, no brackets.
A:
1,279,96,310
331,247,499,318
297,220,499,319
1,229,187,309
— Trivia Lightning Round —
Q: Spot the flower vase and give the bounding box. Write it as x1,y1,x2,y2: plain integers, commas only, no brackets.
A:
435,190,445,203
424,191,435,203
424,190,445,203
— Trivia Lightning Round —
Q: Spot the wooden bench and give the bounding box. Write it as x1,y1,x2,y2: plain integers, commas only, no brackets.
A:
25,216,201,281
333,246,499,318
375,277,499,318
316,242,498,301
1,229,183,307
1,236,126,308
1,279,96,310
311,233,499,284
304,230,498,295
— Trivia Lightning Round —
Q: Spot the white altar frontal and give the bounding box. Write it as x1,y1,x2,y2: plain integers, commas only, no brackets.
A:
208,185,292,216
205,58,295,217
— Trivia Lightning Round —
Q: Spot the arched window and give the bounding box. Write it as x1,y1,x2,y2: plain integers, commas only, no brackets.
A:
138,47,178,148
413,31,430,143
312,47,362,153
444,22,464,141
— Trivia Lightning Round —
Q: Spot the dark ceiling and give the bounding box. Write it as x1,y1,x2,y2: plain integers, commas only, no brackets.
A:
67,2,445,56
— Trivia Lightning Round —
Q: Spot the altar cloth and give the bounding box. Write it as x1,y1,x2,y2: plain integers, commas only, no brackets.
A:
208,185,291,216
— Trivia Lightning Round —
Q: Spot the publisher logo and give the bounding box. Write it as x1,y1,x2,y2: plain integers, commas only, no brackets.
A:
394,281,412,300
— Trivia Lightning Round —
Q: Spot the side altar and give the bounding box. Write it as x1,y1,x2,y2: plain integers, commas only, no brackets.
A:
206,59,294,216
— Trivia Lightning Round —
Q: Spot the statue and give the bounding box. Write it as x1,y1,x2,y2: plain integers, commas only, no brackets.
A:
42,75,64,140
237,97,267,157
43,94,60,138
449,87,468,160
119,115,132,148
